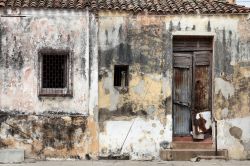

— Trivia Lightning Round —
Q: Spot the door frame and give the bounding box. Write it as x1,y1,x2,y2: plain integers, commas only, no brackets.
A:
171,33,215,141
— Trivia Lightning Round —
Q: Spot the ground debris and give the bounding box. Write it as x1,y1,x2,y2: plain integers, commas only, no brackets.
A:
98,153,130,160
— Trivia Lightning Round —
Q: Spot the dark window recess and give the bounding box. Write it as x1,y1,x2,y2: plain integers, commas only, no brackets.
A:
114,65,129,87
42,54,67,88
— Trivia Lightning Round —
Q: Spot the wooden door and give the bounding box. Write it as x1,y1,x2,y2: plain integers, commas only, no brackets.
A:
172,37,213,137
173,53,192,136
191,51,212,138
193,51,212,113
173,51,212,136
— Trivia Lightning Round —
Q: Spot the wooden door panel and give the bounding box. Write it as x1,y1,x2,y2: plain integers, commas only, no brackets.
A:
173,53,192,67
194,66,209,111
173,53,192,136
173,104,191,135
192,51,212,139
194,51,210,65
173,37,213,52
173,68,191,105
193,51,212,113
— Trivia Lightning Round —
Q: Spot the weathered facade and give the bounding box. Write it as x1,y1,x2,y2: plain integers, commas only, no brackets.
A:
0,0,250,161
0,9,99,159
98,13,250,160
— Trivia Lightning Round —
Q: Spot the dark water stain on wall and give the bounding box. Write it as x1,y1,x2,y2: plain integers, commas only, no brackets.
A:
117,43,133,64
99,21,169,129
192,25,196,31
0,35,24,70
0,111,8,127
99,43,133,69
163,30,172,76
105,30,109,45
99,102,148,132
81,57,86,78
177,22,181,31
160,97,172,115
11,51,24,70
214,29,234,76
99,46,113,68
222,28,233,75
99,103,147,121
42,116,86,150
169,21,173,32
229,126,242,139
0,27,3,66
0,111,88,158
228,30,232,46
99,24,165,73
133,52,149,68
207,21,211,32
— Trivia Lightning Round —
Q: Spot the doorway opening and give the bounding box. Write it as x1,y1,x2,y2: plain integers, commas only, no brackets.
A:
172,36,213,142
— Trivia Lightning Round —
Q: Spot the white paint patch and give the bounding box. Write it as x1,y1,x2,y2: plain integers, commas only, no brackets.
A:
148,74,162,81
133,80,145,95
98,17,125,51
227,116,250,141
103,72,120,111
217,116,250,159
221,108,229,119
215,77,235,99
196,111,212,130
99,115,172,160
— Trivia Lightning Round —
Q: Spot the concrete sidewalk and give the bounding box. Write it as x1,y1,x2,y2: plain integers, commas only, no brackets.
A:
1,160,250,166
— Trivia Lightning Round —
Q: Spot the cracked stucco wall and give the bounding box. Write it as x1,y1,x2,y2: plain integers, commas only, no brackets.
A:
0,9,99,159
0,8,249,160
98,13,172,160
98,13,250,160
214,14,250,159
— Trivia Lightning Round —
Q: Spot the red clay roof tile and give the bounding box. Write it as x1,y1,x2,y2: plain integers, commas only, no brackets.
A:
0,0,249,14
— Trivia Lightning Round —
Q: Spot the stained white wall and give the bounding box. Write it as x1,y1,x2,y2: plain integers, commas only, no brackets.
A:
98,13,250,160
0,10,93,114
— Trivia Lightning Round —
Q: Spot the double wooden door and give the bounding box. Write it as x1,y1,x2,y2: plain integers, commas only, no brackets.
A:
173,51,211,136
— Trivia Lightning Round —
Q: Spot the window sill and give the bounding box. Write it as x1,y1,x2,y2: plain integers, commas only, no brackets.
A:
114,86,129,93
39,88,73,97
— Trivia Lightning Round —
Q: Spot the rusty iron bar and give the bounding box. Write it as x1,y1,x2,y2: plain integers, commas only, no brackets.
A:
118,79,154,154
215,119,218,156
118,118,136,154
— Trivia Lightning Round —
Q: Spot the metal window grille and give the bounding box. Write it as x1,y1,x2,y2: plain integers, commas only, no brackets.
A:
42,54,67,88
38,49,72,97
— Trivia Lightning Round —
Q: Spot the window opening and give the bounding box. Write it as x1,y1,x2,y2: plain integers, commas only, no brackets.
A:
38,49,72,96
42,54,67,88
114,65,129,87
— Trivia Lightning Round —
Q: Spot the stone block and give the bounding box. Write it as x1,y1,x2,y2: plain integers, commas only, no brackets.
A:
0,149,24,163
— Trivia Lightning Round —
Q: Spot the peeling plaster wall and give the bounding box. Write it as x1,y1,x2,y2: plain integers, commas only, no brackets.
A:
98,13,172,160
98,13,250,160
213,14,250,159
0,9,249,160
0,10,90,113
0,9,99,159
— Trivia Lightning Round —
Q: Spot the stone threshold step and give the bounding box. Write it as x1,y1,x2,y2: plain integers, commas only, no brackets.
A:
160,149,228,161
172,142,213,149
